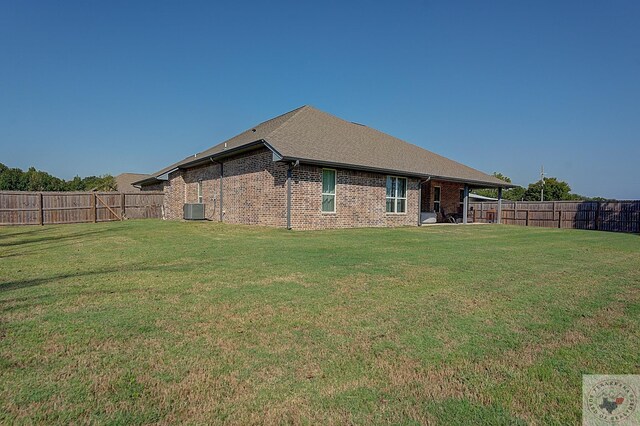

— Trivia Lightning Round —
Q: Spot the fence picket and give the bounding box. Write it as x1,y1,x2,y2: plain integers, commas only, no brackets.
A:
0,191,163,225
468,200,639,234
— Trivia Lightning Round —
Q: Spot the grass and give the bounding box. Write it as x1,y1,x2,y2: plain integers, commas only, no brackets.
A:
1,220,639,424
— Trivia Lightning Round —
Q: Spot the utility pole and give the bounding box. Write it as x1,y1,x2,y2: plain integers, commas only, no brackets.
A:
540,165,545,202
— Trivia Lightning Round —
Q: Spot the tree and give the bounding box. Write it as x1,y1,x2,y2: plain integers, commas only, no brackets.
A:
23,167,67,191
0,163,115,192
81,175,116,191
472,173,598,201
0,167,27,191
66,176,85,191
523,177,572,201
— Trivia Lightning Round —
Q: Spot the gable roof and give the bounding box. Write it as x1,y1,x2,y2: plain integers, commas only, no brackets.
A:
136,106,512,188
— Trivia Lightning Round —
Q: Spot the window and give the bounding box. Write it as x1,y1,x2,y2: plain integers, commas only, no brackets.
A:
433,186,441,213
197,180,203,204
322,169,336,212
386,176,407,213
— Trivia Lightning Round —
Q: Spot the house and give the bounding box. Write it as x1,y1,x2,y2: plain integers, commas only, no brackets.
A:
115,173,153,192
134,106,513,230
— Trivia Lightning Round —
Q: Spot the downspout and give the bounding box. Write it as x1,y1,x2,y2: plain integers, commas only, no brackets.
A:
286,160,300,230
219,162,224,222
210,158,224,222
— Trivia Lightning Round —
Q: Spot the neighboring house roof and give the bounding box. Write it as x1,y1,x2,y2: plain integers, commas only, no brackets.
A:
116,173,152,192
135,106,513,188
469,193,499,201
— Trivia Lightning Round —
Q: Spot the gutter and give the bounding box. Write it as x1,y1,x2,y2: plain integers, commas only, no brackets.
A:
278,156,515,189
286,160,300,230
209,158,224,222
178,140,266,169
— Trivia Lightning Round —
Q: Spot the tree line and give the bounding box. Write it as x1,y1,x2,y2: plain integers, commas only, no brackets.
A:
474,173,606,201
0,163,116,191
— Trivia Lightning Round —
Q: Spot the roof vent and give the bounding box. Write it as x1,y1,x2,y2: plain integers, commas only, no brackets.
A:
251,128,256,132
351,122,366,127
224,142,227,150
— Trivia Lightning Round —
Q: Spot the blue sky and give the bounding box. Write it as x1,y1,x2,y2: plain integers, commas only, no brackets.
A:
1,1,638,198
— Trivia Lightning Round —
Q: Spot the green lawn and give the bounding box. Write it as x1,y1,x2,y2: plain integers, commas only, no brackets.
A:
1,221,639,424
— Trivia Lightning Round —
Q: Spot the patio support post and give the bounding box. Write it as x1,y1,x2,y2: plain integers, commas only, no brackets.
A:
462,184,469,224
497,187,503,224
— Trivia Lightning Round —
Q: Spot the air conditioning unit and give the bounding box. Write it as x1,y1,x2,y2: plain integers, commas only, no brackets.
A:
183,203,205,220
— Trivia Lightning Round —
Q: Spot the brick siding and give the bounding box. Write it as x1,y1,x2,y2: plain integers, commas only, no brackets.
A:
144,146,471,229
290,165,419,230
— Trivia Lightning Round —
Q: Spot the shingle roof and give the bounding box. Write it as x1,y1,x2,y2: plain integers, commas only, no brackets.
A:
115,173,151,192
138,105,512,188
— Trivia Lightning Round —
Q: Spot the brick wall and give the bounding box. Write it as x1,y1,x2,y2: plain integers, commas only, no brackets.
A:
222,148,288,227
156,146,437,229
159,148,287,226
290,165,419,230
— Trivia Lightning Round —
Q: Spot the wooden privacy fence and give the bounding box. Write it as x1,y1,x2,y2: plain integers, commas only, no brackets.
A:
0,191,164,226
469,200,640,233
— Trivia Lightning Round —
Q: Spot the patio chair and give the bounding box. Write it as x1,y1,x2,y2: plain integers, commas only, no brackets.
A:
440,208,459,224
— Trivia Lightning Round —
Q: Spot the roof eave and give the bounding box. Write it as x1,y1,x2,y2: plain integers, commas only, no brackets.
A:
132,176,164,186
175,140,283,170
278,156,515,188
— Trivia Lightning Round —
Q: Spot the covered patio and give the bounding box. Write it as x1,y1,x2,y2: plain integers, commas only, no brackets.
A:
419,178,509,225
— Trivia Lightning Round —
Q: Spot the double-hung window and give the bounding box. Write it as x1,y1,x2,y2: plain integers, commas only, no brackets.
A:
433,186,441,213
322,169,336,212
197,180,203,204
386,176,407,213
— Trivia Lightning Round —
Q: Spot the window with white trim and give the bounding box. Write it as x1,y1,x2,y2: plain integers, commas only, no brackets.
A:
197,180,203,203
322,169,336,212
386,176,407,213
433,186,441,213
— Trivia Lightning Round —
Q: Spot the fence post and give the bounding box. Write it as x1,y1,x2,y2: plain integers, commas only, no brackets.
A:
514,202,518,225
38,193,44,225
38,192,44,225
558,209,562,228
525,209,529,226
595,201,601,230
92,193,97,223
121,193,126,220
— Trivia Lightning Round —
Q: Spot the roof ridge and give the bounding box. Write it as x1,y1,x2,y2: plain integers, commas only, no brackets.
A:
259,105,309,141
194,105,309,158
261,105,316,144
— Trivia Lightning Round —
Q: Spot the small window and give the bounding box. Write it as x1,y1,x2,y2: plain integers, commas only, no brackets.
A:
322,169,336,212
433,186,441,213
386,176,407,213
197,180,203,204
459,188,465,205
